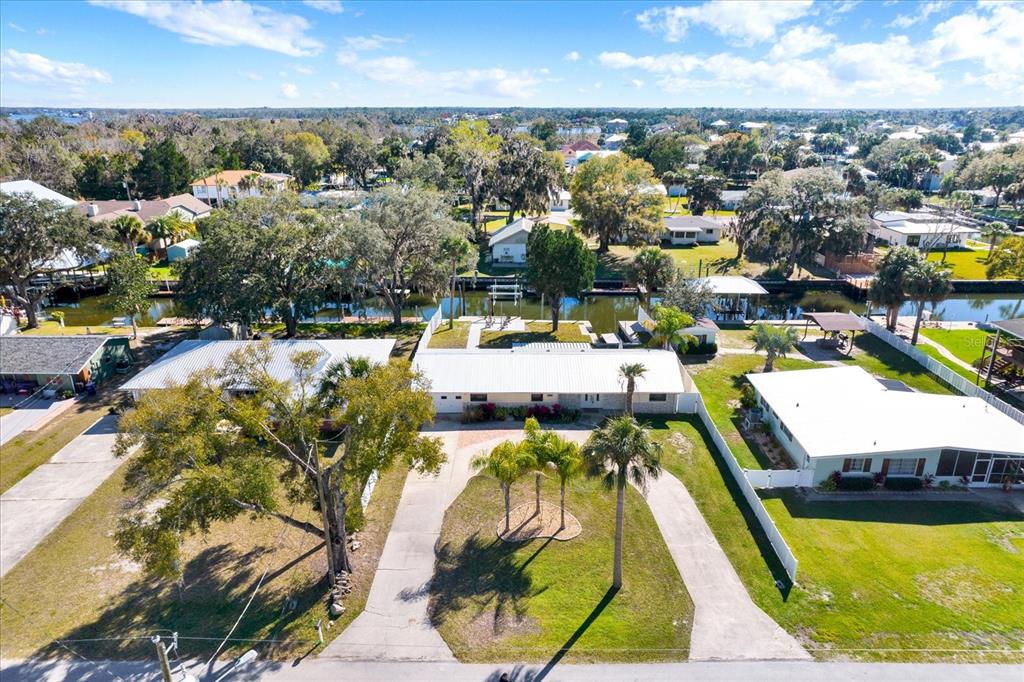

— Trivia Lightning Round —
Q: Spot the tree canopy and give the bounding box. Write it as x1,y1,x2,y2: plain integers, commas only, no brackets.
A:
570,155,665,252
525,225,596,330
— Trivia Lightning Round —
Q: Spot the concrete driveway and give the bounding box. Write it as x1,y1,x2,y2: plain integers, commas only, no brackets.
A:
0,397,56,446
0,415,123,577
324,421,591,661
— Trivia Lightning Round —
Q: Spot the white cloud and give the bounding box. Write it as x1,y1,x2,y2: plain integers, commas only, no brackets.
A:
89,1,323,57
281,83,299,99
828,35,941,96
294,65,315,75
1,48,112,85
637,0,813,45
303,0,343,13
238,70,262,81
564,50,580,61
629,79,645,88
343,34,405,51
889,1,950,28
926,1,1024,95
593,81,603,89
336,50,546,98
768,25,835,59
8,22,26,32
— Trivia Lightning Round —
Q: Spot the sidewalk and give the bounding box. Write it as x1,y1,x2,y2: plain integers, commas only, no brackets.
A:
0,415,123,577
0,396,57,446
639,473,811,661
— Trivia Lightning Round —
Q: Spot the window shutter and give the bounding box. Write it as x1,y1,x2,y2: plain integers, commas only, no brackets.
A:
915,458,926,476
842,458,852,472
862,458,872,472
881,459,890,476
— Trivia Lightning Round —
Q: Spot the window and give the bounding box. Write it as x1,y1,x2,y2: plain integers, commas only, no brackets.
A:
937,449,958,476
705,228,715,235
649,393,667,402
886,458,918,475
469,393,487,402
530,393,543,402
847,457,867,471
906,235,921,247
440,396,447,400
954,451,976,477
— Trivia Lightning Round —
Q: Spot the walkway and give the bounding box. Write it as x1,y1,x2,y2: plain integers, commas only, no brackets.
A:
0,396,56,446
0,415,123,577
324,422,590,661
639,472,811,661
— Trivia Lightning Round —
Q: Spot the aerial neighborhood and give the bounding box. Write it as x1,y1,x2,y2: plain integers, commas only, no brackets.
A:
0,1,1023,680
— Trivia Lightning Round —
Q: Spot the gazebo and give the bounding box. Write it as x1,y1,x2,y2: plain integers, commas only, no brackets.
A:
980,318,1024,391
801,312,866,354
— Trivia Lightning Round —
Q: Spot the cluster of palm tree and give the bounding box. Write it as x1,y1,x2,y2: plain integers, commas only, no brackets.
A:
869,246,953,344
473,360,666,591
109,212,191,259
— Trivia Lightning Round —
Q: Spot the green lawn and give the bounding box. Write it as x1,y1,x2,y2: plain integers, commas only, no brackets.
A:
917,344,983,382
0,456,410,660
839,335,955,395
429,473,693,662
925,250,1001,280
429,321,471,349
19,320,134,336
607,239,768,279
479,321,591,348
919,328,991,367
649,416,1024,662
688,354,822,469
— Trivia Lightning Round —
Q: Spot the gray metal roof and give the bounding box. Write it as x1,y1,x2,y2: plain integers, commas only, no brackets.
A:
991,318,1024,340
0,335,110,375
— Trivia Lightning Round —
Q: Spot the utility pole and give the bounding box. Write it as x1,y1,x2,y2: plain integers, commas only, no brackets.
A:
152,635,173,682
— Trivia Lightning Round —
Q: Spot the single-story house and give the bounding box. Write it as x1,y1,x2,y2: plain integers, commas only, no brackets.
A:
603,133,628,150
79,194,211,224
414,347,694,415
746,366,1024,487
740,122,767,131
566,149,619,172
0,335,133,394
166,238,201,262
121,339,394,400
709,119,729,129
720,190,747,210
489,217,534,265
870,210,979,249
191,170,292,205
606,118,628,133
662,216,722,245
0,180,77,206
551,189,571,211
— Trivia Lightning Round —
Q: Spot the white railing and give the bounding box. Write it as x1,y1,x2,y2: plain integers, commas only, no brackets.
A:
858,316,1024,426
691,395,800,581
416,306,445,355
744,468,814,489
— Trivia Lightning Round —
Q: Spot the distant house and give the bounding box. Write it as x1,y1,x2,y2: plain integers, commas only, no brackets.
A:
747,366,1024,487
551,189,571,211
920,156,958,193
566,149,619,172
661,216,722,245
120,339,395,400
489,217,534,265
191,170,292,206
166,238,201,262
720,189,747,210
709,119,729,129
740,122,767,131
78,194,211,224
606,118,628,134
0,179,77,206
603,133,628,150
870,210,979,249
558,141,601,172
0,335,132,394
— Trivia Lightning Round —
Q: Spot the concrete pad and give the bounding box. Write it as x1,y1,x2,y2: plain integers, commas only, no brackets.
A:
0,399,55,446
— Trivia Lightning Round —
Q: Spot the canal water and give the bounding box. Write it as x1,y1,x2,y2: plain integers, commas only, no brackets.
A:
48,291,1024,335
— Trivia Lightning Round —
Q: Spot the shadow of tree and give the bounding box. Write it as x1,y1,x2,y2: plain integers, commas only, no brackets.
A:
33,542,328,661
428,532,547,634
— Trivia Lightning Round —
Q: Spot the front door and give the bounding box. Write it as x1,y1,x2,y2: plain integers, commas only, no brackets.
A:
582,393,600,408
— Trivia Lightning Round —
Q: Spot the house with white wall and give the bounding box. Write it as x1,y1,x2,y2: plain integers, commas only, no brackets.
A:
191,170,292,206
488,217,534,265
78,194,211,224
747,366,1024,487
870,210,979,249
662,216,722,245
414,346,695,415
606,118,628,133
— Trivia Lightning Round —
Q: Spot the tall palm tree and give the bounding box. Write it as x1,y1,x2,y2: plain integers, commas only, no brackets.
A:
904,260,952,345
110,214,145,253
523,417,554,515
583,416,663,589
618,362,647,417
749,323,800,372
439,235,473,330
983,221,1013,261
472,440,536,535
546,436,583,530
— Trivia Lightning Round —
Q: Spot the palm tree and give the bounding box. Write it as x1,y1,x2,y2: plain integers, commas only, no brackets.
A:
749,323,801,372
110,214,145,253
523,417,554,515
983,221,1013,261
583,416,663,589
904,260,952,345
146,214,187,260
238,172,261,197
317,355,373,412
647,304,695,351
869,246,922,331
472,440,536,535
618,362,647,417
439,235,473,330
545,436,583,530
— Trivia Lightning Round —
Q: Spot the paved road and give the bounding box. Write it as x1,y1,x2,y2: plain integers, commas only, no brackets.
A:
324,423,591,661
0,415,123,577
0,397,56,446
2,658,1020,681
639,472,811,661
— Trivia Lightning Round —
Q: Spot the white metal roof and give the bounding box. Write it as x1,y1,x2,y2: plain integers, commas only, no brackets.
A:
0,180,77,206
414,348,690,395
747,366,1024,458
122,339,395,391
488,217,534,246
694,276,769,296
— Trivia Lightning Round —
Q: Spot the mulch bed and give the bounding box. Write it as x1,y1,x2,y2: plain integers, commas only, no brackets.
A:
496,500,581,542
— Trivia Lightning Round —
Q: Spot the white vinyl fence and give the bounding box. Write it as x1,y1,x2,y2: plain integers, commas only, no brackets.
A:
691,395,800,581
744,468,814,489
858,316,1024,426
415,307,445,355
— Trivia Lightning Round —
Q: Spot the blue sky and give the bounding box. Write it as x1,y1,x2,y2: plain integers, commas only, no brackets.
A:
1,1,1021,109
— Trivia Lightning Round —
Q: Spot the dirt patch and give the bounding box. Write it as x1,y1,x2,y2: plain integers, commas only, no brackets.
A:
667,432,694,458
915,566,1003,611
985,528,1024,554
465,609,540,644
497,501,582,542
